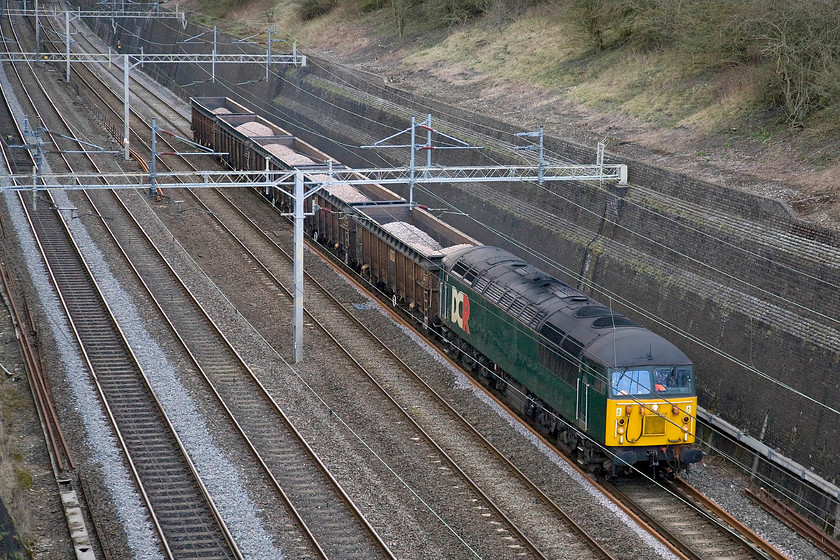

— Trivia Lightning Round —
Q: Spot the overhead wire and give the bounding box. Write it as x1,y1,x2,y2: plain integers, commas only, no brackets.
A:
95,5,840,516
102,0,840,449
277,34,840,305
242,31,840,322
135,16,840,416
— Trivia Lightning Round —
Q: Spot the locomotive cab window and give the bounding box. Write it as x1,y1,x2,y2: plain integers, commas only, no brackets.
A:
653,367,695,395
611,369,653,396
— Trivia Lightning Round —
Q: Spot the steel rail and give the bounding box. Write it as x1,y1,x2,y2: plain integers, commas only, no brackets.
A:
603,476,783,560
79,184,395,559
0,252,72,470
0,98,73,473
16,189,176,560
672,480,790,560
46,21,395,557
3,11,242,558
178,183,614,559
744,487,840,559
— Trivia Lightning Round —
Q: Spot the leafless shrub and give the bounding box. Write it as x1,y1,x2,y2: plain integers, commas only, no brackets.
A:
745,0,840,126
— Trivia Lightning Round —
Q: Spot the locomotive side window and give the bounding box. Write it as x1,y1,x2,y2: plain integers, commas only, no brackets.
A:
653,367,694,394
611,369,653,396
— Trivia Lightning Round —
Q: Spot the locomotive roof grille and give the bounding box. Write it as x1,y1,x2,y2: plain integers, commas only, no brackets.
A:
472,276,491,292
452,261,480,284
499,291,517,308
482,282,505,301
452,261,471,278
523,307,547,329
548,283,587,300
509,297,527,316
512,265,546,281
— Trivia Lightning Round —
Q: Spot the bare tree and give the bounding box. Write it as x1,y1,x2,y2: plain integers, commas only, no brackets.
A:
748,0,840,125
390,0,411,37
579,0,608,52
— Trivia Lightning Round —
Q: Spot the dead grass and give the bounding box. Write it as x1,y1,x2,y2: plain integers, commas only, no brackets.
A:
403,6,582,90
171,0,840,226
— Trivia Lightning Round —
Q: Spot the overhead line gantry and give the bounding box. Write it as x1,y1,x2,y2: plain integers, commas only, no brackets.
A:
2,160,628,362
0,8,305,159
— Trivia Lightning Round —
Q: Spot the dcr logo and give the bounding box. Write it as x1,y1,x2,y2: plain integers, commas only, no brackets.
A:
450,287,470,334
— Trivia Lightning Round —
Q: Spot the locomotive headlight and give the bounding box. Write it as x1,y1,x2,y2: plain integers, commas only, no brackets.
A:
683,416,690,424
682,425,690,433
617,426,625,435
617,418,626,426
652,404,659,413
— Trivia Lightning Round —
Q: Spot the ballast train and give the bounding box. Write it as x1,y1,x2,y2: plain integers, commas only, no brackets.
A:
191,97,703,473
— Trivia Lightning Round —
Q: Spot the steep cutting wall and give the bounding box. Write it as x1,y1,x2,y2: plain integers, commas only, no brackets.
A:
91,13,840,482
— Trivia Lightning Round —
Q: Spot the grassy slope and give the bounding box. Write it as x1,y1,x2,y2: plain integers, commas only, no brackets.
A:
183,0,840,226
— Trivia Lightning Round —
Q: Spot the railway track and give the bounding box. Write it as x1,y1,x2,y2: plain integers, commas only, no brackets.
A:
19,189,240,560
75,185,396,558
1,9,245,558
23,11,397,558
604,475,787,560
5,6,827,559
150,181,619,559
27,15,394,559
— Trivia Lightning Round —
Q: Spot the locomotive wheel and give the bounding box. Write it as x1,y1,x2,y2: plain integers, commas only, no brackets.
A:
556,428,577,455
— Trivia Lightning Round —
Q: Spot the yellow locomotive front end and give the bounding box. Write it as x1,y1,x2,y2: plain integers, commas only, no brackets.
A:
604,366,702,470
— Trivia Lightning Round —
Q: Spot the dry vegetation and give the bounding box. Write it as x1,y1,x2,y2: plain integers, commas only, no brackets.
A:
181,0,840,226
